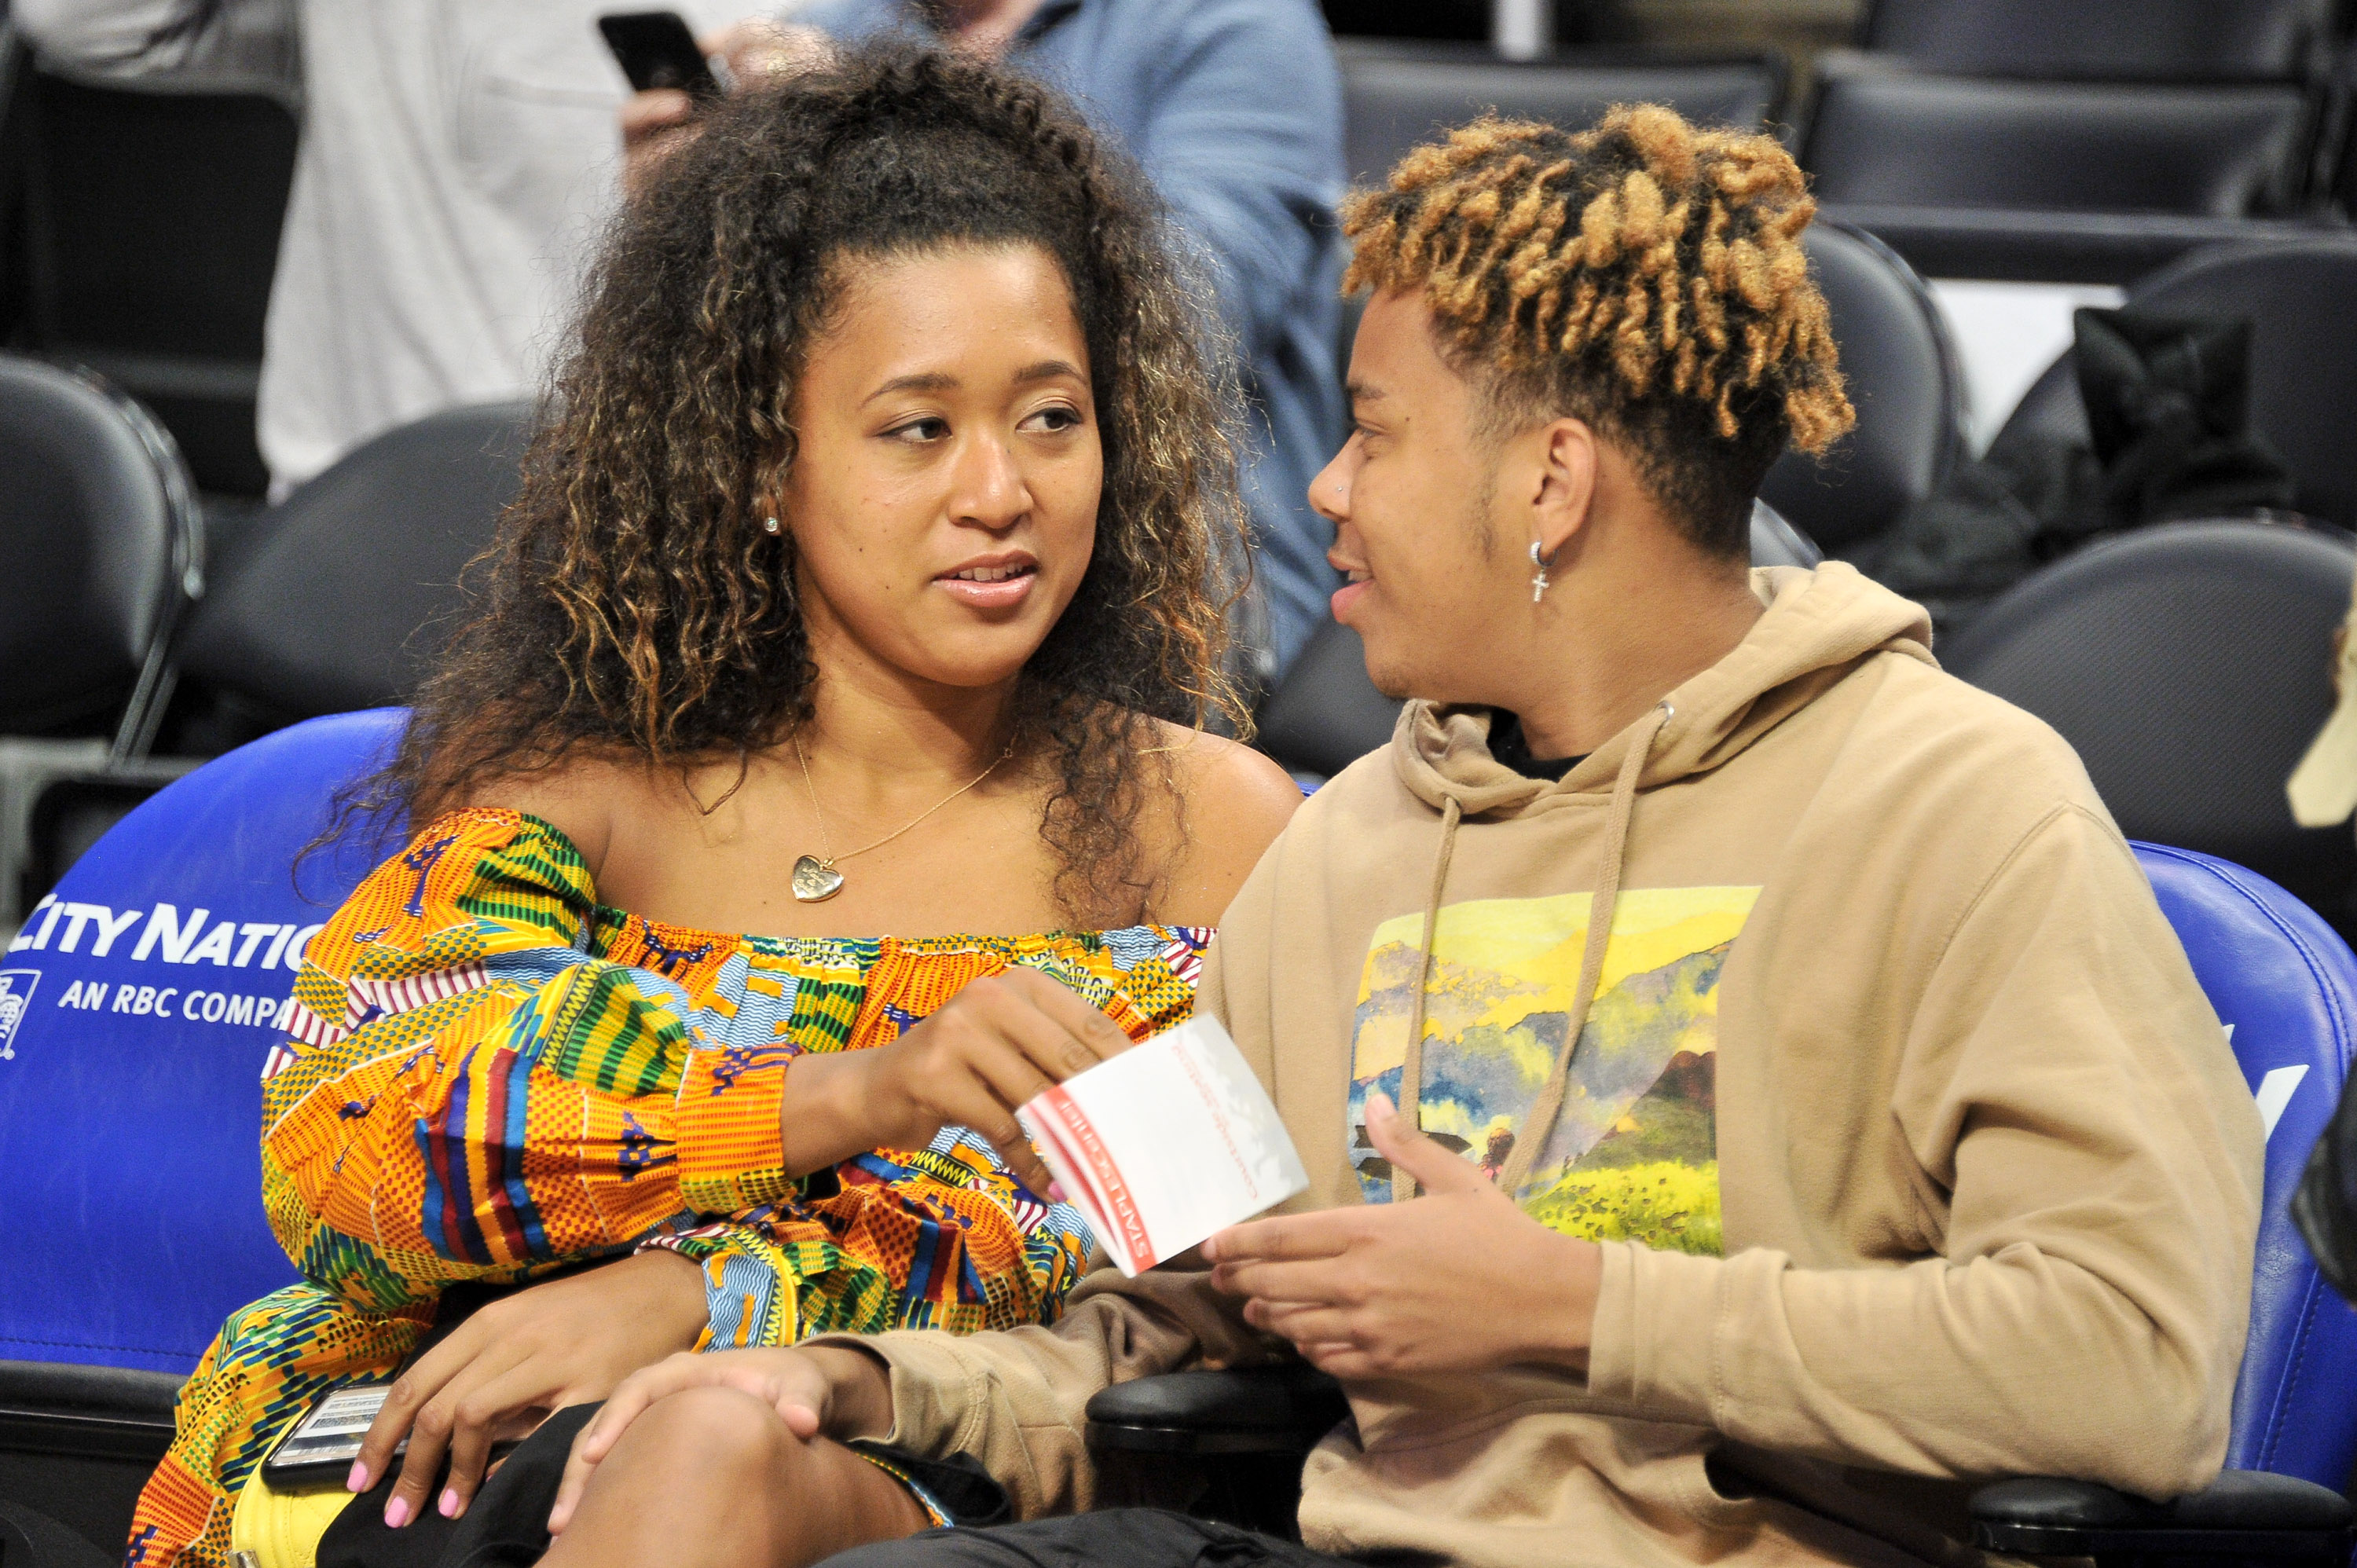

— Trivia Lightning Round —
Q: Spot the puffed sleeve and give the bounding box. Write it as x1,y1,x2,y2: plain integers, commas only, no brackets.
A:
259,809,796,1312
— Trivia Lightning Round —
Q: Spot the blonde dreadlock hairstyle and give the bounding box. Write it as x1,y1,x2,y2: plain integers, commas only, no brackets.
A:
1343,104,1856,555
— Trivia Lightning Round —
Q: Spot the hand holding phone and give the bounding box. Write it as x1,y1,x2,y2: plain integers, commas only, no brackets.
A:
599,10,721,97
262,1383,398,1489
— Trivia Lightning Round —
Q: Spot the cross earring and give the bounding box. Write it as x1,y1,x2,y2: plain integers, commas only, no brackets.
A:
1529,540,1552,603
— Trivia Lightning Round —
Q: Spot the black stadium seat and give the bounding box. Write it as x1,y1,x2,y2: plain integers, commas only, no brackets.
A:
1808,207,2344,289
174,401,533,726
1802,56,2340,284
0,357,203,925
10,402,528,909
1336,39,1783,188
1758,224,1966,559
1804,74,2314,218
1860,0,2336,82
1321,0,1489,45
0,38,299,497
0,359,199,749
1994,237,2357,532
1803,0,2349,288
1943,520,2357,929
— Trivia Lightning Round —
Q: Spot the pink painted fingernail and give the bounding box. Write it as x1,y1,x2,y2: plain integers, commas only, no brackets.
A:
346,1461,369,1493
383,1496,410,1530
440,1488,460,1519
1047,1180,1069,1203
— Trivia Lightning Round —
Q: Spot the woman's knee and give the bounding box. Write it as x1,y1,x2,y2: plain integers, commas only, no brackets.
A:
608,1384,801,1483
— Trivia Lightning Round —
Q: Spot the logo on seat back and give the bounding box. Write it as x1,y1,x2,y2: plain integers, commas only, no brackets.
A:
0,969,39,1061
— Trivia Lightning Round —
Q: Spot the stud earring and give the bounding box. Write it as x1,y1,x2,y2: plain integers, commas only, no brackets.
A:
762,516,782,536
1529,540,1552,603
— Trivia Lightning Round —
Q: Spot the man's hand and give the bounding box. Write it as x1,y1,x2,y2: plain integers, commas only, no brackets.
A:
545,1343,892,1534
783,965,1136,1198
1203,1094,1604,1379
618,20,833,196
350,1250,710,1526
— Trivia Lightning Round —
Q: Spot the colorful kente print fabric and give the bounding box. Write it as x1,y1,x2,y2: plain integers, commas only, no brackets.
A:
1347,888,1758,1255
129,808,1210,1568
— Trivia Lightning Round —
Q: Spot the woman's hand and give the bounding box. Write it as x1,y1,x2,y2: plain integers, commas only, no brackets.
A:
545,1343,893,1535
350,1250,711,1526
783,965,1136,1196
1203,1094,1604,1379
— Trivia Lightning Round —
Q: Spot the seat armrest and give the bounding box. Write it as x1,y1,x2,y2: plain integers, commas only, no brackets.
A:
0,1358,181,1464
1972,1473,2355,1560
1084,1365,1348,1457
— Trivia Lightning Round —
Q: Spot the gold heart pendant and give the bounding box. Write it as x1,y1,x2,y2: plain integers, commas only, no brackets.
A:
791,855,845,903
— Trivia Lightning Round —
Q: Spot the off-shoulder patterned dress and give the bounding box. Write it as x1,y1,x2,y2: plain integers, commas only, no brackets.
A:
128,808,1211,1568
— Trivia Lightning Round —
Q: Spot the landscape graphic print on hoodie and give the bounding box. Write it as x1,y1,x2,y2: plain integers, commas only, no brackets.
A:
807,562,2264,1568
1347,885,1755,1253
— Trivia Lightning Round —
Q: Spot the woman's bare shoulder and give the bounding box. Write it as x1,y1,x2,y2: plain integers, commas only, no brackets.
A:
1147,721,1303,928
1158,723,1303,820
455,752,644,879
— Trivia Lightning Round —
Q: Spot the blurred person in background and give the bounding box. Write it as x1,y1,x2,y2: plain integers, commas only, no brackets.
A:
628,0,1348,680
12,0,755,499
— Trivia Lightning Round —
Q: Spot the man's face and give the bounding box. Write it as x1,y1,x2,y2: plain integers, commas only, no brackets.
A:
1309,289,1513,702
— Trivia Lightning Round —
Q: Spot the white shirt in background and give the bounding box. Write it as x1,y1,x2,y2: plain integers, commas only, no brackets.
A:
14,0,747,496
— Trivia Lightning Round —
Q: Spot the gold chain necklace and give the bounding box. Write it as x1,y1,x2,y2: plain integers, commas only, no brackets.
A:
789,731,1014,903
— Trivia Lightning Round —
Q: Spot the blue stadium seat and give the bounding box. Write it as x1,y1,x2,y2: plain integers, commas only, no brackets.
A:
0,709,405,1555
2132,847,2357,1486
1090,844,2357,1558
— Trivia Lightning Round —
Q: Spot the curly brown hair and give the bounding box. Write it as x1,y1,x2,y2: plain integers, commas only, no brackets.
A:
361,45,1252,922
1342,104,1855,554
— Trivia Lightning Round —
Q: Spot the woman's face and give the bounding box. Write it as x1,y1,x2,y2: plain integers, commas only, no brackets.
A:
779,241,1102,694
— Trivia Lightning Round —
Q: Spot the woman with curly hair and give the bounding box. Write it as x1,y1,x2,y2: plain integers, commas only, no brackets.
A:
126,44,1301,1568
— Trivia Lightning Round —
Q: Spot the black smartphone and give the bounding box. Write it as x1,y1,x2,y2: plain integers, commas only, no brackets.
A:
598,10,721,97
261,1383,398,1489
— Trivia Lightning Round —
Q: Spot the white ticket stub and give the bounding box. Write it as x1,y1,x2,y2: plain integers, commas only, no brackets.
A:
1017,1014,1307,1277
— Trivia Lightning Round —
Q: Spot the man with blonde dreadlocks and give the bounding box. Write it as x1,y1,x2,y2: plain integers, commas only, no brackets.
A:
542,107,2262,1568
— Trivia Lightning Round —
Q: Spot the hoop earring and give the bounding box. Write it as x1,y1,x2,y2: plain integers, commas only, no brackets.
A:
1529,540,1552,603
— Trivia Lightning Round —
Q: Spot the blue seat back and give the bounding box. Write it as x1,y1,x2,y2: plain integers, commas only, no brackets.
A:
2135,843,2357,1486
0,712,406,1375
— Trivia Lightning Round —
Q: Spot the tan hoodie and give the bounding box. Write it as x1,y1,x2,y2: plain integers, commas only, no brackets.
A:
821,563,2264,1568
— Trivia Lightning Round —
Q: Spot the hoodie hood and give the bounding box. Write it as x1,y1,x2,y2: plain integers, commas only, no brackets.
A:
1380,563,1941,1202
1393,562,1936,817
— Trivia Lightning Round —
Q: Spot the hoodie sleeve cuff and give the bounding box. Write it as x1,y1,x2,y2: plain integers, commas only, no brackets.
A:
1583,1240,1726,1429
806,1328,988,1455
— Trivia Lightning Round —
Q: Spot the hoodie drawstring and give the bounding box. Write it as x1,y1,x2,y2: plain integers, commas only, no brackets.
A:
1392,702,1674,1203
1391,793,1462,1203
